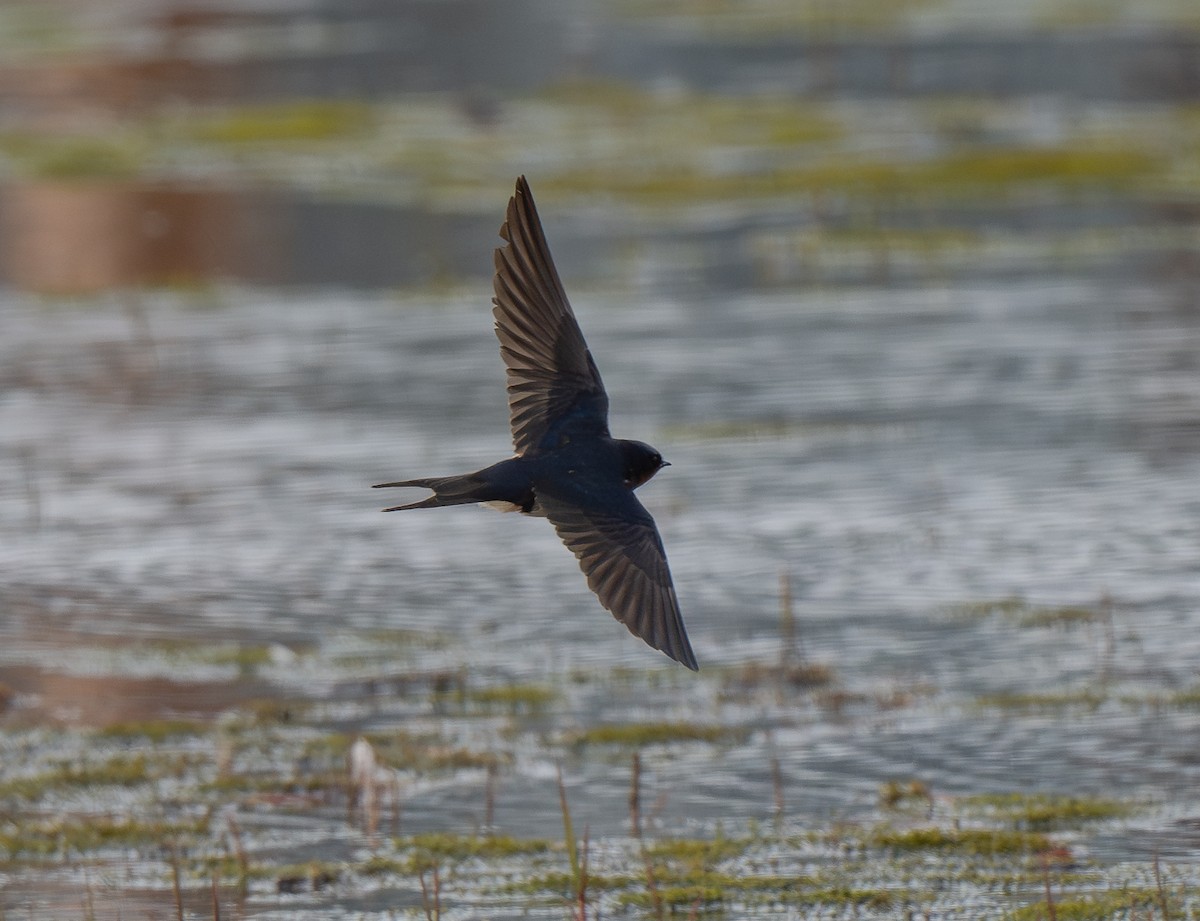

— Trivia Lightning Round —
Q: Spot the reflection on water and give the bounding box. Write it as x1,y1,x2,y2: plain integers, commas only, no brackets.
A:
0,182,502,292
0,3,1197,294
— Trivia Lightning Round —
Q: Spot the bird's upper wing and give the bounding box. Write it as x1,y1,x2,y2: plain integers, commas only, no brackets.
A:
538,489,698,671
493,176,609,456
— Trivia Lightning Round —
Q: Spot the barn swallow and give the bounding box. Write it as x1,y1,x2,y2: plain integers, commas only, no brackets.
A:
374,176,697,670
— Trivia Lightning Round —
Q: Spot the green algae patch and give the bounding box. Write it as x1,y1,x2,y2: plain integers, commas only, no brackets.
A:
1017,605,1104,628
0,134,145,180
98,718,207,742
963,793,1133,830
465,683,559,714
949,596,1030,619
872,826,1055,856
396,832,554,872
1169,684,1200,708
975,689,1107,712
0,752,166,800
540,143,1159,206
509,870,638,897
880,778,934,810
188,100,376,144
948,597,1109,629
616,872,891,911
644,836,751,865
569,721,739,747
1006,887,1169,921
0,813,208,860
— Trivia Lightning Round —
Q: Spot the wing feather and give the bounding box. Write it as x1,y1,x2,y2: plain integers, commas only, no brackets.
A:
492,177,609,455
539,491,698,671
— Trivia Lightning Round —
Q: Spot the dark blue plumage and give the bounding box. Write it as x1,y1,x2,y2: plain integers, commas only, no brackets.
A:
375,177,696,671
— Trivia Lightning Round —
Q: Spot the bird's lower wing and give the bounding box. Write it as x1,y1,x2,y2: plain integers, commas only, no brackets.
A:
539,490,697,671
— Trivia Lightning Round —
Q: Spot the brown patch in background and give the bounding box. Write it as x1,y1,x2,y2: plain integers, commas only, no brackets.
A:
0,664,269,729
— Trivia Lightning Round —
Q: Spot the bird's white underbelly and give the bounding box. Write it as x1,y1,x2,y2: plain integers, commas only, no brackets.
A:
482,500,523,513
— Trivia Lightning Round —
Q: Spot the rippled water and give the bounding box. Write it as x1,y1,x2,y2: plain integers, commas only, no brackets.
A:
2,273,1199,915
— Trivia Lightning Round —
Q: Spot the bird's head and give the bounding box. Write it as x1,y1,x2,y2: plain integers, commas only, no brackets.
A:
619,439,670,490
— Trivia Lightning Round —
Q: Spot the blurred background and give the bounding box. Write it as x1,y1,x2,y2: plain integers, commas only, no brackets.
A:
2,0,1199,918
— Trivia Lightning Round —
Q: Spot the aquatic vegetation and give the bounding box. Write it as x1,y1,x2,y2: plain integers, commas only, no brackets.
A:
200,642,280,676
0,813,207,861
537,143,1159,206
643,836,751,865
962,793,1132,830
872,825,1056,856
880,778,933,810
0,752,165,800
619,0,958,35
1168,684,1200,708
974,689,1107,712
948,596,1113,629
465,682,559,713
948,596,1037,619
1005,887,1171,921
1016,605,1107,628
569,721,739,747
187,100,376,144
0,134,145,179
97,718,207,742
397,832,553,870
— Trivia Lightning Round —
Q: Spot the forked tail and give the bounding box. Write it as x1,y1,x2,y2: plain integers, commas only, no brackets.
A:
372,475,485,512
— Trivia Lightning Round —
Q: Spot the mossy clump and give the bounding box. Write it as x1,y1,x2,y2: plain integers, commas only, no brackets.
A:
975,689,1106,712
1017,605,1105,628
0,753,157,800
949,597,1107,629
643,836,750,866
359,854,409,877
510,870,636,896
1006,887,1168,921
189,100,376,145
616,876,727,911
397,832,552,871
405,831,552,859
540,143,1158,207
98,719,206,742
880,778,933,810
204,643,278,675
617,872,891,911
465,683,558,714
872,825,1054,856
963,793,1132,830
948,596,1030,619
1169,684,1200,708
570,722,738,747
0,814,207,860
269,860,341,892
4,135,143,180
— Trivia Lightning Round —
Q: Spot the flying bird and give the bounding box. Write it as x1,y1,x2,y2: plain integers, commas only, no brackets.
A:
375,176,697,670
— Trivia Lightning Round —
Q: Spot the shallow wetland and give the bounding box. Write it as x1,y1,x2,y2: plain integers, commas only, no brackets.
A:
2,1,1200,918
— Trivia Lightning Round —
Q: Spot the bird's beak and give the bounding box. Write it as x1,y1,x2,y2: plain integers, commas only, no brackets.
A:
660,460,672,468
